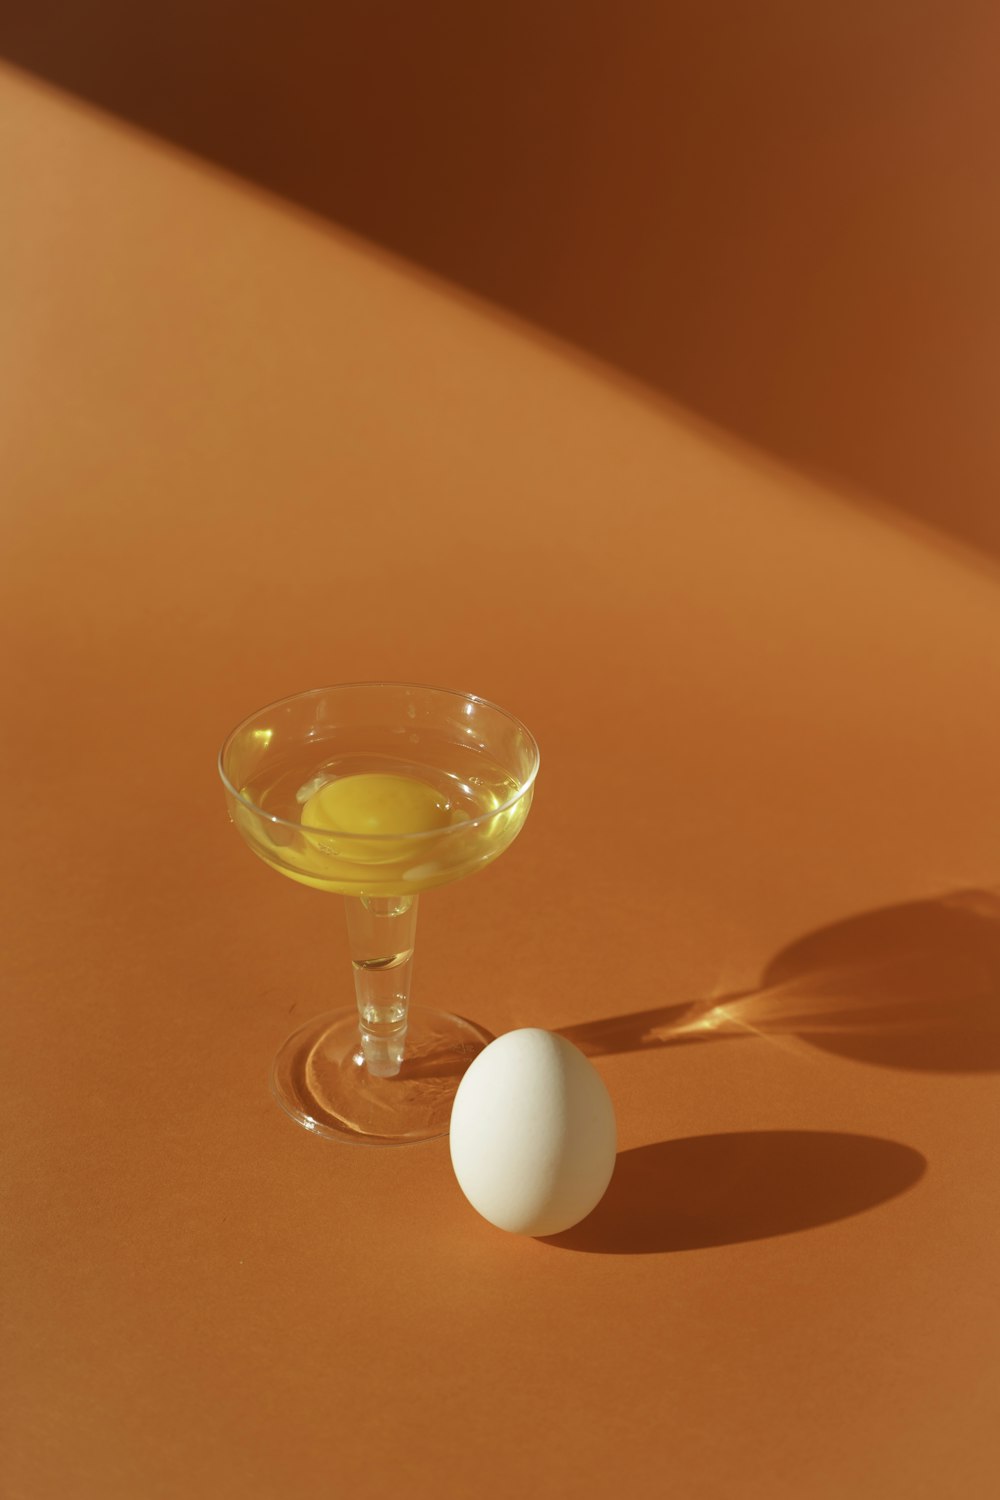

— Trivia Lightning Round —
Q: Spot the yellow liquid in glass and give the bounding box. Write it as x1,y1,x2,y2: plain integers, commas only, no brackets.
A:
234,748,529,896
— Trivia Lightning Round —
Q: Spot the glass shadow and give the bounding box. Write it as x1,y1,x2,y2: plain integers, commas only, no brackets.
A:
560,890,1000,1074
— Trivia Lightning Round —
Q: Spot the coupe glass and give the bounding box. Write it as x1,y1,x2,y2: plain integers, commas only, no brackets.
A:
218,683,539,1144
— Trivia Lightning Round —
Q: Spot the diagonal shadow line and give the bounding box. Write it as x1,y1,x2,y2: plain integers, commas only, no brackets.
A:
3,3,1000,561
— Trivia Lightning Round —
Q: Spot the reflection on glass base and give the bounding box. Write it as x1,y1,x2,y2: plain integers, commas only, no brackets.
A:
270,1007,494,1145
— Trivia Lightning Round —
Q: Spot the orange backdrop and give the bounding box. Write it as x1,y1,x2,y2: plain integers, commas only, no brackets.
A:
2,10,999,1497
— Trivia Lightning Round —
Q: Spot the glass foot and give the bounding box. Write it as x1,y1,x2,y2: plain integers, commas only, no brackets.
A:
270,1007,494,1145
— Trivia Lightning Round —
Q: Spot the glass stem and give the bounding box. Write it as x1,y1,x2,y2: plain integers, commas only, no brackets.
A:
344,893,419,1078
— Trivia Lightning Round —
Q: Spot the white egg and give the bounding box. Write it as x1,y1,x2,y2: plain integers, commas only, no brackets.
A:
449,1029,617,1236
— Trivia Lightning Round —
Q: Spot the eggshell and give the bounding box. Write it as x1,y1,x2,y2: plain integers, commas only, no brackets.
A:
449,1029,617,1236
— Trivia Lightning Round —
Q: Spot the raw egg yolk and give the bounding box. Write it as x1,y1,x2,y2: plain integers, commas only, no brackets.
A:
301,773,452,837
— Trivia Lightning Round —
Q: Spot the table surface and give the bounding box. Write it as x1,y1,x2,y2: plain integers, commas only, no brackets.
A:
3,58,999,1500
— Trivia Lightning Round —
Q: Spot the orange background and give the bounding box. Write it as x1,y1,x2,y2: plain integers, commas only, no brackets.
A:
3,8,1000,1496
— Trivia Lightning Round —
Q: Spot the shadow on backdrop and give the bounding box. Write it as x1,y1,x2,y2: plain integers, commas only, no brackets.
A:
543,1131,926,1253
3,3,1000,557
560,890,1000,1072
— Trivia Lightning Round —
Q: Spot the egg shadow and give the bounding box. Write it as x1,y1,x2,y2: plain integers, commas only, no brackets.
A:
541,1131,927,1254
559,890,1000,1074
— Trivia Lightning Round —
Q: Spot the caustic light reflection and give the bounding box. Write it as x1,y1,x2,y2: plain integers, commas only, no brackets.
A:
561,891,1000,1074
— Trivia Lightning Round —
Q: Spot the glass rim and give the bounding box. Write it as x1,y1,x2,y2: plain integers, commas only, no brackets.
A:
217,680,541,843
